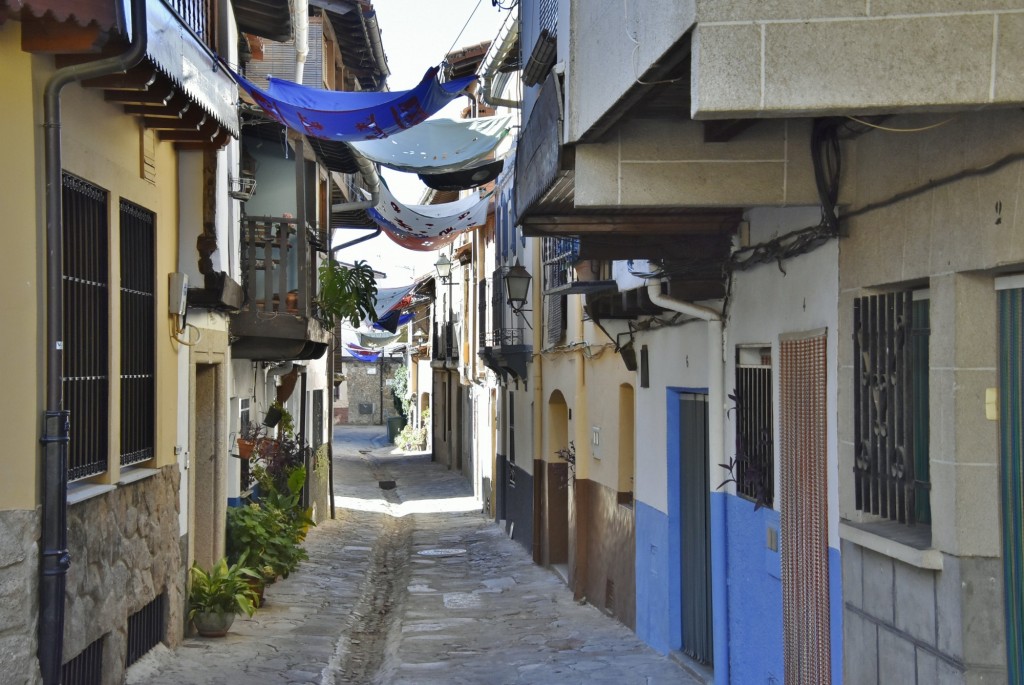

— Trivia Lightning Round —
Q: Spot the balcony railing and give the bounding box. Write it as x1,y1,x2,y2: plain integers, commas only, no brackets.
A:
230,216,330,361
477,269,532,380
166,0,215,49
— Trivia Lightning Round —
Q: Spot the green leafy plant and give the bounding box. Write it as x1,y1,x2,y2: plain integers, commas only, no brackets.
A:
392,365,410,419
187,555,260,621
395,422,427,451
228,465,314,582
270,400,295,438
317,259,378,329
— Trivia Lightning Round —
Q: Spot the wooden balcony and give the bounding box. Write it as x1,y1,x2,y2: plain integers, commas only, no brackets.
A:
230,216,330,361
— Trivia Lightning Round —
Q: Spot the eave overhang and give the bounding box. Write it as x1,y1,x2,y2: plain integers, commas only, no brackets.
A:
233,0,292,43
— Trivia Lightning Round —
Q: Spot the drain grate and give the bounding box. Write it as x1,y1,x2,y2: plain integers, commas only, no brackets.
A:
416,548,467,557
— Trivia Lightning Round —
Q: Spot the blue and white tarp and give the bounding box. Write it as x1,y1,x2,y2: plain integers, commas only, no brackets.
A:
370,182,491,252
350,115,513,174
233,67,476,142
344,343,381,362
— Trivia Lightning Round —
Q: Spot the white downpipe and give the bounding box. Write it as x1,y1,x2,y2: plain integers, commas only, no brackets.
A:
646,280,730,685
293,0,309,83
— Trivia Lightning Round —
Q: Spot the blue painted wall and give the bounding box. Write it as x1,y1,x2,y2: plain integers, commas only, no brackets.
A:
830,546,843,685
723,494,784,683
635,500,672,653
721,493,844,684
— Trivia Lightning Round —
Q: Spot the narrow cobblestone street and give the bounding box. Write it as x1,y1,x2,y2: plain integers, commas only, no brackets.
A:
127,426,697,685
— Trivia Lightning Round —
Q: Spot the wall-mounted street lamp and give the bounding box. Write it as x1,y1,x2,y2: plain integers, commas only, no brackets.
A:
504,260,532,315
434,253,453,284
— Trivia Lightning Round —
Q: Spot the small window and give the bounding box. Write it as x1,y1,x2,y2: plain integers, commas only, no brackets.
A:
853,291,930,525
735,346,774,508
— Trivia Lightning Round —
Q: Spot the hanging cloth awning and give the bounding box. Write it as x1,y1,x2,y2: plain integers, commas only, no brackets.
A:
349,114,514,173
358,328,400,348
369,182,492,252
344,343,381,362
419,158,505,192
233,66,477,141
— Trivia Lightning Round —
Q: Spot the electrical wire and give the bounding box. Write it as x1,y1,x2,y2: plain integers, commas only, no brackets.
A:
845,115,956,133
170,315,203,347
443,0,486,62
623,0,683,87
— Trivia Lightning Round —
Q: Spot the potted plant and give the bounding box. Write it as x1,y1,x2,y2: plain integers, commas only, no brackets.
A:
187,556,260,637
235,422,264,460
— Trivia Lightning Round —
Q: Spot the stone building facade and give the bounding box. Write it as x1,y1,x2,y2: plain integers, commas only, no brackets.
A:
342,358,403,426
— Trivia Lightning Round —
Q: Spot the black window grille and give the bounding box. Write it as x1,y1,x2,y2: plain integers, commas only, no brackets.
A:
63,174,110,481
125,593,165,667
542,238,575,346
853,292,930,525
62,636,103,685
120,200,156,467
312,390,324,450
735,352,774,508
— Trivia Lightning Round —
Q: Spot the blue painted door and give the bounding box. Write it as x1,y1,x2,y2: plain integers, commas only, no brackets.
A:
679,393,713,665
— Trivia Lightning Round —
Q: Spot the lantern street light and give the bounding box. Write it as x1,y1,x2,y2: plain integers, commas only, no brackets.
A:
434,253,453,284
504,260,532,315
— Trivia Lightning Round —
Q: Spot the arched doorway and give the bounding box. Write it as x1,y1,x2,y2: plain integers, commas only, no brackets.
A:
542,390,570,568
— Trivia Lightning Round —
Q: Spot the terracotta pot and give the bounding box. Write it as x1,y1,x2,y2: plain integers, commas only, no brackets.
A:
236,438,255,459
192,611,235,637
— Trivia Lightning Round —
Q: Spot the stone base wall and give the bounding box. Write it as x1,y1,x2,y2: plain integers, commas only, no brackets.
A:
843,541,1007,684
0,508,41,684
64,466,183,684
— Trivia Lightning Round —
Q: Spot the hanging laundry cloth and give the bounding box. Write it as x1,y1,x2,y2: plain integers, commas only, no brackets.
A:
233,66,476,141
419,158,505,192
369,182,491,252
344,343,381,361
358,328,401,348
349,115,513,173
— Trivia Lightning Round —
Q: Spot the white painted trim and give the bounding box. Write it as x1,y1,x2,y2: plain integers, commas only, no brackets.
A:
839,521,944,570
995,273,1024,291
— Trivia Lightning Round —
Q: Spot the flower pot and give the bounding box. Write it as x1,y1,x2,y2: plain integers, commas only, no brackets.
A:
192,611,235,637
236,438,256,460
263,406,283,428
256,437,280,460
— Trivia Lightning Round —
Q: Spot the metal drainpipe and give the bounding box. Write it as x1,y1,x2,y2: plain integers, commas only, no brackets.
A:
39,0,147,681
329,155,380,212
645,280,729,685
529,241,544,564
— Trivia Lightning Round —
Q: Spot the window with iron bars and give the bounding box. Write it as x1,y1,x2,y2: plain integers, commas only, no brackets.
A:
120,200,156,467
63,173,110,481
735,346,774,508
853,291,931,526
542,238,577,346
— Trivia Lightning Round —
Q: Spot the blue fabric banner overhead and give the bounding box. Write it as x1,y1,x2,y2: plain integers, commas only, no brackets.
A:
233,67,477,142
345,343,381,362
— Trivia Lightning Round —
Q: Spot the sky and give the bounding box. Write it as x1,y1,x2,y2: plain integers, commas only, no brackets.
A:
334,0,509,288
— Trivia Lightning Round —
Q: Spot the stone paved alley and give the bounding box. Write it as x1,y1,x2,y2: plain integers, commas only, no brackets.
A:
127,426,698,685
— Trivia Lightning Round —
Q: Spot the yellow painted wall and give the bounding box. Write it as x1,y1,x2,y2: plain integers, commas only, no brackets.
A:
0,25,43,509
61,79,181,477
0,26,182,509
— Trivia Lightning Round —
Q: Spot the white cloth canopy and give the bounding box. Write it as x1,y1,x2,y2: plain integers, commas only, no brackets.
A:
350,115,513,174
368,182,491,251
